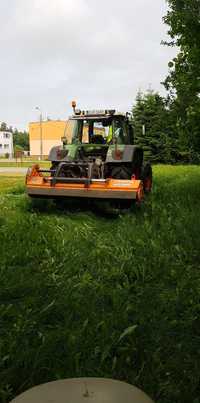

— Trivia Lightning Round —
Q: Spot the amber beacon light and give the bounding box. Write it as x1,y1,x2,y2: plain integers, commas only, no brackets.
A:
72,100,77,112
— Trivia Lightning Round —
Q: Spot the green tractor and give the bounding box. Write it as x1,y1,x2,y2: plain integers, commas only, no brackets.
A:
26,103,152,209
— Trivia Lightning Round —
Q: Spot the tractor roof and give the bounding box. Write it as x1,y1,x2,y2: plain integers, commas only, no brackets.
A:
70,109,128,120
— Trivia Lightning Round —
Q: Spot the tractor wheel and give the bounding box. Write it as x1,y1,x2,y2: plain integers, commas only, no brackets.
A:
111,166,131,179
140,163,152,193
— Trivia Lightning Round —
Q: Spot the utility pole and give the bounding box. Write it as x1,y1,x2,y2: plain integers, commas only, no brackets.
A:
35,107,43,160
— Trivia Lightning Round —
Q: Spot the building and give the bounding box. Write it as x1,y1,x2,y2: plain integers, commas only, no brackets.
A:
29,120,68,157
29,120,105,157
0,131,13,158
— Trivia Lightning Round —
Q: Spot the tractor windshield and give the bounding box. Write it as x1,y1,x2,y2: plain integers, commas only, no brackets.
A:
65,117,128,145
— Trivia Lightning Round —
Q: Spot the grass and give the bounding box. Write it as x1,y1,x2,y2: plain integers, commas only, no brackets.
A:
0,161,50,168
0,165,200,403
0,176,25,193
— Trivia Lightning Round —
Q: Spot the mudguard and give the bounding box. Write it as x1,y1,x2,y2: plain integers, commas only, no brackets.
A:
106,145,143,164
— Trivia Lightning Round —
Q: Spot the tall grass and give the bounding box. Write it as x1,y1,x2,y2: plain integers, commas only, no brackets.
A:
0,176,24,194
0,165,200,403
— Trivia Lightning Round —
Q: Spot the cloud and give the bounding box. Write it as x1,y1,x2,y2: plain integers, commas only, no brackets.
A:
0,0,177,129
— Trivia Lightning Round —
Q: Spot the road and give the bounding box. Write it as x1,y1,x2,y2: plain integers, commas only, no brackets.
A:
0,167,27,174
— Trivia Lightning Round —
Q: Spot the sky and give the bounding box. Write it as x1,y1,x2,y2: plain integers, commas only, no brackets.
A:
0,0,177,130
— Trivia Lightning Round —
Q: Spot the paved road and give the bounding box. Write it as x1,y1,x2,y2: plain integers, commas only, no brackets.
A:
0,167,27,174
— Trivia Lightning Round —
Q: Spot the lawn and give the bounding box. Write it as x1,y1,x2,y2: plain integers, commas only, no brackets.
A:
0,176,25,193
0,165,200,403
0,161,50,168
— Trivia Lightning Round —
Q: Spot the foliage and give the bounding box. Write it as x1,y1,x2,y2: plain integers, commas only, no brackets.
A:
14,144,24,152
163,0,200,153
131,90,178,163
0,122,8,131
0,166,200,403
131,0,200,163
13,129,29,151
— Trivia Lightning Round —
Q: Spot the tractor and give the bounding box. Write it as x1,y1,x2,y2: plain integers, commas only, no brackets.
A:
26,102,152,209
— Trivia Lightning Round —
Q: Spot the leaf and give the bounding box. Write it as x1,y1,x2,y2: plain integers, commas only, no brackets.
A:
101,346,111,363
112,356,117,371
40,300,55,314
82,318,89,331
118,325,137,342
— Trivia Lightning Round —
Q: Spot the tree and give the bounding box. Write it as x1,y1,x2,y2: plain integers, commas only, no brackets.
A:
13,129,29,150
0,122,8,131
163,0,200,154
132,90,178,163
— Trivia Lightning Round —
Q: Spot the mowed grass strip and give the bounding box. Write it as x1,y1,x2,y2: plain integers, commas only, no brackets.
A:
0,165,200,403
0,161,50,168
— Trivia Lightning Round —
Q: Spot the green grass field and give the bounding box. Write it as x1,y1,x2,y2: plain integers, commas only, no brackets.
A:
0,161,50,168
0,166,200,403
0,176,25,192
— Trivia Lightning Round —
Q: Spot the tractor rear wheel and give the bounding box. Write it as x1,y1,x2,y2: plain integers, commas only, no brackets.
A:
140,163,152,193
111,166,131,179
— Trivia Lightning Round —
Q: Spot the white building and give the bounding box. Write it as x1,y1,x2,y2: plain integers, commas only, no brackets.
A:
0,131,14,158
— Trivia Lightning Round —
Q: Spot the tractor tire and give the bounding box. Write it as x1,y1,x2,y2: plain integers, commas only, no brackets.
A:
140,163,152,193
111,166,131,179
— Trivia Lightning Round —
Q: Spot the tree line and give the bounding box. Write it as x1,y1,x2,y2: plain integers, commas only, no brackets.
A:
132,0,200,163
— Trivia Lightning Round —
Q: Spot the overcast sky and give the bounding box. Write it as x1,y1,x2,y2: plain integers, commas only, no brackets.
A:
0,0,177,130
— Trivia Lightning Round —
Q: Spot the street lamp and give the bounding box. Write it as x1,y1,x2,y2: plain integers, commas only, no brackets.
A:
35,106,43,160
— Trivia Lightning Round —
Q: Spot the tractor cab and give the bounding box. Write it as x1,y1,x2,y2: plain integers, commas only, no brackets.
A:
64,108,134,146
